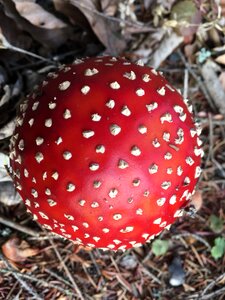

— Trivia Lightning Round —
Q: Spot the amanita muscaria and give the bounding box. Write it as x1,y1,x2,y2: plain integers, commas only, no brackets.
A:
9,56,203,250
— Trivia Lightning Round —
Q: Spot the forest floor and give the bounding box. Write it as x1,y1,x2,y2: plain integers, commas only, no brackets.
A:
0,1,224,299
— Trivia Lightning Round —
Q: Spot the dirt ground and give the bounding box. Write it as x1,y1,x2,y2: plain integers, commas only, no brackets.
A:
0,1,224,299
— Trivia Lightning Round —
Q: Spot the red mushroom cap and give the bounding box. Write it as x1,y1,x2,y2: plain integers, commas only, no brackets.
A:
9,56,203,250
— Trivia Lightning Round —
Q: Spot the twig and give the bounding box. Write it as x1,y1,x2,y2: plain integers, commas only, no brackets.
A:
177,49,217,112
172,232,211,249
201,272,225,296
0,253,43,300
201,113,213,183
89,251,102,276
45,268,74,289
0,215,40,237
81,264,98,290
110,254,121,273
183,68,189,99
212,158,225,178
46,231,85,300
189,286,225,300
200,287,225,300
0,268,74,296
139,263,162,284
197,117,225,126
28,234,62,241
1,36,53,64
6,281,19,300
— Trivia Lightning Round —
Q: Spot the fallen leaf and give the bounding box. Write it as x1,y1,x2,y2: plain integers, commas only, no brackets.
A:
13,0,67,29
0,0,71,48
53,0,126,55
2,237,39,263
190,190,203,211
213,53,225,66
0,181,22,206
0,9,32,51
169,0,202,43
101,0,118,16
0,85,10,108
201,60,225,116
221,0,225,17
148,30,183,68
53,0,90,29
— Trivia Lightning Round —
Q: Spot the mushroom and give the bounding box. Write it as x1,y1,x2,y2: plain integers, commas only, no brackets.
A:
9,56,203,250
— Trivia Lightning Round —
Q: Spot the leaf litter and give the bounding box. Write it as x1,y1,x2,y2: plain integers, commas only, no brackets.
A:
0,0,224,299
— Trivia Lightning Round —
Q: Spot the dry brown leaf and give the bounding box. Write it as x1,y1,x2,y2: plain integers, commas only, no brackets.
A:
56,297,68,300
221,0,225,17
0,9,32,51
53,0,126,55
0,181,22,206
13,0,67,29
101,0,118,16
201,60,225,116
216,54,225,65
53,0,90,28
183,283,196,292
102,269,117,280
190,190,203,211
0,0,71,48
148,30,183,68
2,237,39,263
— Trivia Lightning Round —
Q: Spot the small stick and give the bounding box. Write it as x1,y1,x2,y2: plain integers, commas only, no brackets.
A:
200,287,225,300
178,50,217,111
183,68,189,99
0,215,40,237
46,231,85,300
139,263,162,284
0,268,74,296
201,272,225,296
1,35,53,64
0,253,43,300
172,232,211,249
189,286,225,300
45,268,74,289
